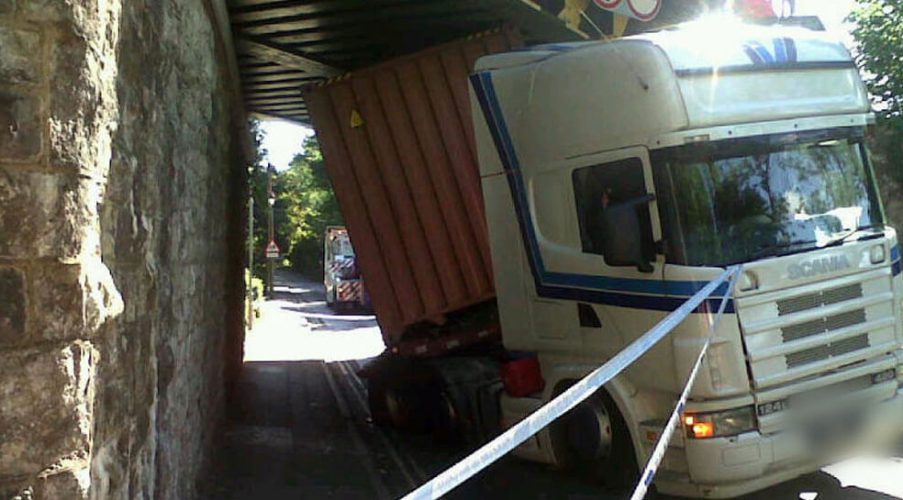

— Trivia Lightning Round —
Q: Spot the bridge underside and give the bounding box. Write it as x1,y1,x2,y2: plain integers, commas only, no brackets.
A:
227,0,721,123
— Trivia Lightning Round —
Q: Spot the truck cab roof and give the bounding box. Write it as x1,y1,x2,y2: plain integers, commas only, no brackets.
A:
475,17,848,72
473,18,868,165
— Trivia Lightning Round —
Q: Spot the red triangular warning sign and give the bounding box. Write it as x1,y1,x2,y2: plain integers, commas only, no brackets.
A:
266,240,280,257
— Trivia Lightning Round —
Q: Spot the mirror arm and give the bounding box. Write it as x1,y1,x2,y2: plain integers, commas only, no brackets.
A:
654,239,666,255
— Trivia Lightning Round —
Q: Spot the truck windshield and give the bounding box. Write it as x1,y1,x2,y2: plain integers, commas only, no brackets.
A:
653,128,884,267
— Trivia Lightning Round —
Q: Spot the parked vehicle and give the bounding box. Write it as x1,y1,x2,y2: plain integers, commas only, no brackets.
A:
324,226,369,312
307,20,903,497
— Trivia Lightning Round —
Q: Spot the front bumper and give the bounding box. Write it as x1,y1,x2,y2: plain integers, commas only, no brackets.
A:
656,386,903,498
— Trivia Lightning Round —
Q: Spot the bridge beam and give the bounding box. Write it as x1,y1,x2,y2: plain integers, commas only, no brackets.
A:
237,37,343,78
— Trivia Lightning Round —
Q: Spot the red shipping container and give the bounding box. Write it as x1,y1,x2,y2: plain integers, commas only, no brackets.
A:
305,28,523,346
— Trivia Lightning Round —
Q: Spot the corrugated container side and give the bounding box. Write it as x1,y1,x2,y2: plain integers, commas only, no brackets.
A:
305,28,522,344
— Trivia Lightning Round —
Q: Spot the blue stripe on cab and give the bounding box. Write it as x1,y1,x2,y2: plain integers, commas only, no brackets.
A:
784,38,798,62
773,38,787,63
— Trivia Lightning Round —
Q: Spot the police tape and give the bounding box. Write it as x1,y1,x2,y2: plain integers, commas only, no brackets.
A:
630,265,741,500
401,266,741,500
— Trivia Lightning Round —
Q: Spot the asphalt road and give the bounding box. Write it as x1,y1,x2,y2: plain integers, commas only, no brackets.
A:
204,269,903,499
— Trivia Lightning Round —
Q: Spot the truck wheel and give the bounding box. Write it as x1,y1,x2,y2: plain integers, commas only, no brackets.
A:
551,389,637,490
368,377,425,430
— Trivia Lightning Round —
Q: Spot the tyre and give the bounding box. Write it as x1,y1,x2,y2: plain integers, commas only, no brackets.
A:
550,388,638,491
365,359,437,433
367,376,423,430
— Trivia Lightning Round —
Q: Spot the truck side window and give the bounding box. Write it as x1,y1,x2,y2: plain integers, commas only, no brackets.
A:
572,158,655,262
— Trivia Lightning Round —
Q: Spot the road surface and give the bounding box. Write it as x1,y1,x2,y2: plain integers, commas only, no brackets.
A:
204,269,903,499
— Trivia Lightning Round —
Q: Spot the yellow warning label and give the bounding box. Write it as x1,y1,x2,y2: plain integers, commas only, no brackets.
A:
613,14,629,38
350,109,364,128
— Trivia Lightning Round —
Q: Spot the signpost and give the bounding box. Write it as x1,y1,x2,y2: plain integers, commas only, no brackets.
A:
591,0,662,22
266,239,279,298
266,164,277,297
247,194,255,329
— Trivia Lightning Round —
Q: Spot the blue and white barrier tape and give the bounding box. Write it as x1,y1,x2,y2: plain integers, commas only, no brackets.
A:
630,265,742,500
401,266,741,500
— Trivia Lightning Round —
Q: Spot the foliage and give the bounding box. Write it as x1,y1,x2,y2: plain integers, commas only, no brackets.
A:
244,269,264,322
849,0,903,198
849,0,903,122
277,136,343,278
247,120,271,281
245,269,265,302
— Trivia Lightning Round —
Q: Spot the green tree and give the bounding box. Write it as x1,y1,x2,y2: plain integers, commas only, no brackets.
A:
247,120,272,281
278,136,343,278
850,0,903,122
850,0,903,227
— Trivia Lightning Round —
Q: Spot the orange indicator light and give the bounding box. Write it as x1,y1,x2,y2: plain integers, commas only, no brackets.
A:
691,422,715,439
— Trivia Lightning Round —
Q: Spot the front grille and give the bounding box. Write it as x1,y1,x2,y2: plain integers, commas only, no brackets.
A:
785,333,870,368
777,283,863,316
781,309,867,343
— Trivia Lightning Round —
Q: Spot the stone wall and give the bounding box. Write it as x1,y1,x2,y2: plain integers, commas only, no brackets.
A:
0,1,246,499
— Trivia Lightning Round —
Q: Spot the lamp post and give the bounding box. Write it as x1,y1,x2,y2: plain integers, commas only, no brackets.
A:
247,166,255,329
267,163,276,298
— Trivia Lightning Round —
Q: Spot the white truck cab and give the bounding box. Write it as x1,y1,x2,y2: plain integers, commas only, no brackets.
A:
470,18,903,497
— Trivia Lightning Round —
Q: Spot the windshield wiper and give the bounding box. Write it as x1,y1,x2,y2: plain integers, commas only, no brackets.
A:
748,224,886,263
824,223,886,248
749,240,816,262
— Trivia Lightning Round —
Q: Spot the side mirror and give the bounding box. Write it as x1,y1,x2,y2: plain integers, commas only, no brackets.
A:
601,194,655,273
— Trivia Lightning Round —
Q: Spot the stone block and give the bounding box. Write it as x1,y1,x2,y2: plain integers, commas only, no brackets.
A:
29,264,81,341
0,266,26,343
0,169,83,259
0,342,96,477
0,92,42,161
0,27,41,85
27,261,124,342
46,16,117,176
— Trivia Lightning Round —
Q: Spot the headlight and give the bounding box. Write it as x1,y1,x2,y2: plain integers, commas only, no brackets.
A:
683,407,756,439
870,245,886,265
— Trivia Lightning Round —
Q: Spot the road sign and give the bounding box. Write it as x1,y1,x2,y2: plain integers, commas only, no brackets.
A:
591,0,662,22
266,240,280,259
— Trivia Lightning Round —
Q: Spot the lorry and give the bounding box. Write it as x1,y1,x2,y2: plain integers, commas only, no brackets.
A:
305,19,903,498
324,226,369,312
